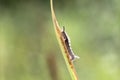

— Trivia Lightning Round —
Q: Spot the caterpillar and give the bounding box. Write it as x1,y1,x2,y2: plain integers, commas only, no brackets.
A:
61,26,80,61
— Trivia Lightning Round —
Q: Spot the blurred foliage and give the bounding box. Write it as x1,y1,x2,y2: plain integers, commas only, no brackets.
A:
0,0,120,80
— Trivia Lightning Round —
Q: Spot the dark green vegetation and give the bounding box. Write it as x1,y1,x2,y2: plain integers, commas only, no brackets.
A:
0,0,120,80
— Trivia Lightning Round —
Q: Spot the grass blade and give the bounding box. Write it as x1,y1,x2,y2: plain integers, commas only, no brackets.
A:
50,0,79,80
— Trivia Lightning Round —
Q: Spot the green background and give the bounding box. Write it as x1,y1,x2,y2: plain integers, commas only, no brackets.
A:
0,0,120,80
